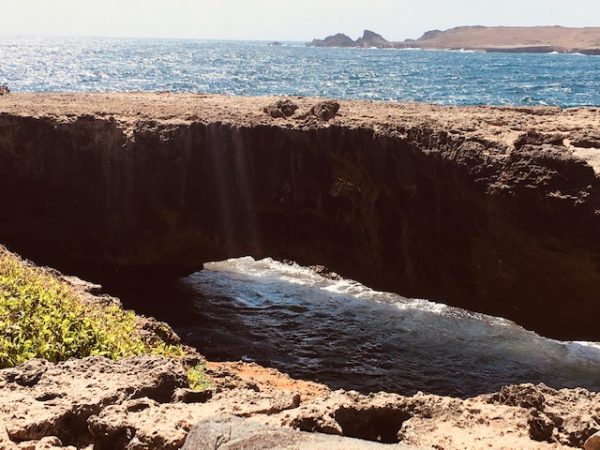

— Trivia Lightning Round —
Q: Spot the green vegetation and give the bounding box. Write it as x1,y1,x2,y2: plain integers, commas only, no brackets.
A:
187,362,213,391
0,250,186,368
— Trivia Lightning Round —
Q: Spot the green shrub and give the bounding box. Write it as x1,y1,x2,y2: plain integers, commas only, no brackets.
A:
0,251,185,368
187,362,213,391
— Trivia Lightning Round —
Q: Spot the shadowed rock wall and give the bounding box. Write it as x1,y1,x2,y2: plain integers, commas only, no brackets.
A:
0,101,599,339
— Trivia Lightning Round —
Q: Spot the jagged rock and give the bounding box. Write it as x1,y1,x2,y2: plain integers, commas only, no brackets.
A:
570,133,600,148
489,383,550,409
309,33,355,47
586,432,600,450
0,357,187,445
16,436,75,450
181,417,410,449
310,100,340,120
87,389,303,450
173,387,213,404
263,99,299,118
356,30,392,48
514,130,565,148
0,351,599,450
0,84,9,96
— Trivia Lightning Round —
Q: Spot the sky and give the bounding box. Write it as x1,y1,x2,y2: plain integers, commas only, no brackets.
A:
1,0,599,41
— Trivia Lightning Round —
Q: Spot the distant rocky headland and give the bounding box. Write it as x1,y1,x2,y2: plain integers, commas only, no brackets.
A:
308,26,600,55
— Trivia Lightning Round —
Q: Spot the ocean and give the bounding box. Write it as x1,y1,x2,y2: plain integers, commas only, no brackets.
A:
1,36,599,106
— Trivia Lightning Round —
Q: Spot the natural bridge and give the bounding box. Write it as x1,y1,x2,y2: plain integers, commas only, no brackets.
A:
1,93,599,340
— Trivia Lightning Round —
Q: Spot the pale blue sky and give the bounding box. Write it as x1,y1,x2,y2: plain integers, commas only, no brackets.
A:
2,0,599,41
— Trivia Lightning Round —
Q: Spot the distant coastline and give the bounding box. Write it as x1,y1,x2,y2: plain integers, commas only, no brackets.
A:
307,26,600,55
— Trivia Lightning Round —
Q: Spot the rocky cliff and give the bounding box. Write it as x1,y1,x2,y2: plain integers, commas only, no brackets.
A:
308,26,600,54
0,93,599,340
309,30,394,48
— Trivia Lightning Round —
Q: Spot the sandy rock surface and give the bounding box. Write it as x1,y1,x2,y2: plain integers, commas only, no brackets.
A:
0,356,598,450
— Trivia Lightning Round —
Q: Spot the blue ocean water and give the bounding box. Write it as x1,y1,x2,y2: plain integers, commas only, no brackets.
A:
1,36,599,106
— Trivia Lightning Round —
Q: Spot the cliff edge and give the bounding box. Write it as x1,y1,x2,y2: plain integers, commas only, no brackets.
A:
0,93,599,340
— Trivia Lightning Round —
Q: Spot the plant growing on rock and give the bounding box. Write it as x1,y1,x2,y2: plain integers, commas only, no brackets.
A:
187,362,213,391
0,250,185,367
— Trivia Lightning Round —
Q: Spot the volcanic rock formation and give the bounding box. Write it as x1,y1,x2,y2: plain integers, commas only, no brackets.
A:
0,93,599,340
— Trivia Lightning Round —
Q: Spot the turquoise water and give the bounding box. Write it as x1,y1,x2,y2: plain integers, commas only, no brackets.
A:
1,36,599,106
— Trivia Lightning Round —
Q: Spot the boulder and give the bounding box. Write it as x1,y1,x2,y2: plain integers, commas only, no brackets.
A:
0,84,9,96
182,417,412,449
263,99,299,118
310,101,340,121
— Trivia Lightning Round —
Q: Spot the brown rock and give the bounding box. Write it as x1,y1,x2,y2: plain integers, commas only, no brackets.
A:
586,432,600,450
0,357,187,444
310,100,340,120
181,417,411,449
1,94,600,340
263,99,299,118
0,85,9,96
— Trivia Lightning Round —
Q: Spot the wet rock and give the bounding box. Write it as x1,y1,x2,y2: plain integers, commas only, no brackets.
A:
181,417,408,449
310,100,340,120
263,99,299,118
0,84,9,96
586,432,600,450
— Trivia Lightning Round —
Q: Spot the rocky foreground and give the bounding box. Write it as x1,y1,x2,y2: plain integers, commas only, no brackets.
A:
1,353,600,449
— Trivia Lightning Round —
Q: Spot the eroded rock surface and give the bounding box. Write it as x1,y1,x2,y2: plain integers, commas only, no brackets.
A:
263,99,299,118
182,417,413,449
0,357,598,450
0,94,599,339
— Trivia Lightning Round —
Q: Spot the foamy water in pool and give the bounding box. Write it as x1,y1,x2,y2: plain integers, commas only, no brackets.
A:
162,257,600,397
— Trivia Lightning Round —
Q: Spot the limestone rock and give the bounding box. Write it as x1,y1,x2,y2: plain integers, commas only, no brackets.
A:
182,417,414,449
0,357,187,444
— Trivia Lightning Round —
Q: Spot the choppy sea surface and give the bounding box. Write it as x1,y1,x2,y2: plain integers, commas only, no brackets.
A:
109,257,600,398
1,36,600,106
